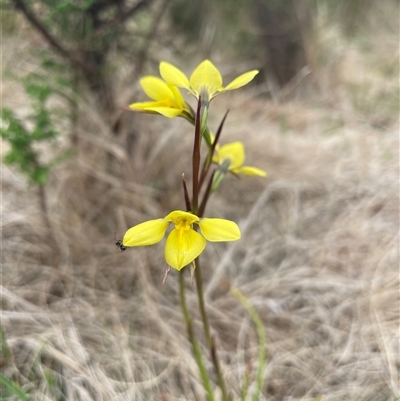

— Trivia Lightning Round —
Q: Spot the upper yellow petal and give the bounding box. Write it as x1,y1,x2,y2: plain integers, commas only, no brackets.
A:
165,228,206,270
123,219,169,247
190,60,223,99
160,62,190,89
233,166,267,177
224,70,259,91
164,210,200,225
140,76,175,101
198,218,241,242
216,142,245,170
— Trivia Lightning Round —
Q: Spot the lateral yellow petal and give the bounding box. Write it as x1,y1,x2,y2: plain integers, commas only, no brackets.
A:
233,166,267,177
160,62,190,89
129,101,173,114
129,100,165,110
129,101,182,117
190,60,223,98
224,70,259,91
140,76,174,101
216,142,245,170
145,107,182,118
122,219,169,247
165,228,206,270
198,218,241,242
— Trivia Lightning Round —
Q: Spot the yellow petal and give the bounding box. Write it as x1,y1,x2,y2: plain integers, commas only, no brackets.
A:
129,100,160,110
129,101,182,118
190,60,223,98
233,166,267,177
160,62,190,89
165,228,206,270
144,107,182,118
198,218,241,242
129,100,168,111
216,142,245,170
224,70,259,91
168,84,185,109
164,210,199,225
209,132,216,144
140,76,174,101
122,219,169,247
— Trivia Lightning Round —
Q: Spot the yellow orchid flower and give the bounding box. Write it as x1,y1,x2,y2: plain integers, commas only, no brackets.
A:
213,141,267,177
122,210,241,271
160,60,259,104
128,76,194,120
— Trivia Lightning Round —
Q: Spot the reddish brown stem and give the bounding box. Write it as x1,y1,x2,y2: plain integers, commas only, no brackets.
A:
199,111,229,191
192,97,202,213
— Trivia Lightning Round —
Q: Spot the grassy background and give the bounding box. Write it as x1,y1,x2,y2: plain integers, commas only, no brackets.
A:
1,1,399,400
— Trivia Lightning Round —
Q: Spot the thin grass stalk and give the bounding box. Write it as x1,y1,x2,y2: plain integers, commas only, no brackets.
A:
0,374,32,401
179,270,215,401
0,324,11,365
37,184,51,232
230,286,267,401
240,369,251,401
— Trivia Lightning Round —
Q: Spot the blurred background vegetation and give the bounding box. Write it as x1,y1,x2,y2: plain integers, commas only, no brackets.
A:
1,0,399,399
2,0,397,225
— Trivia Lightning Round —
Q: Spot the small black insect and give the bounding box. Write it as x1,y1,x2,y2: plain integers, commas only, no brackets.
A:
114,232,126,252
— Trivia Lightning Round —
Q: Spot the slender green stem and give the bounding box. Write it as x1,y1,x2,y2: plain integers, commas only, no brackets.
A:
195,258,232,401
179,270,215,401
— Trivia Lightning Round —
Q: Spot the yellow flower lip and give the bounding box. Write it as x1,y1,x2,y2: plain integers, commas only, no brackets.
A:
122,210,241,271
127,76,193,119
213,141,267,177
160,60,259,103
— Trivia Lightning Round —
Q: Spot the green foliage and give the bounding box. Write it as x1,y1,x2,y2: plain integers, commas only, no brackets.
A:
20,0,100,40
0,76,69,186
8,0,162,114
15,0,152,59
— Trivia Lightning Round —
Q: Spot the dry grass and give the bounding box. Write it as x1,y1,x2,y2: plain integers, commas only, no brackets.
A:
1,8,399,401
